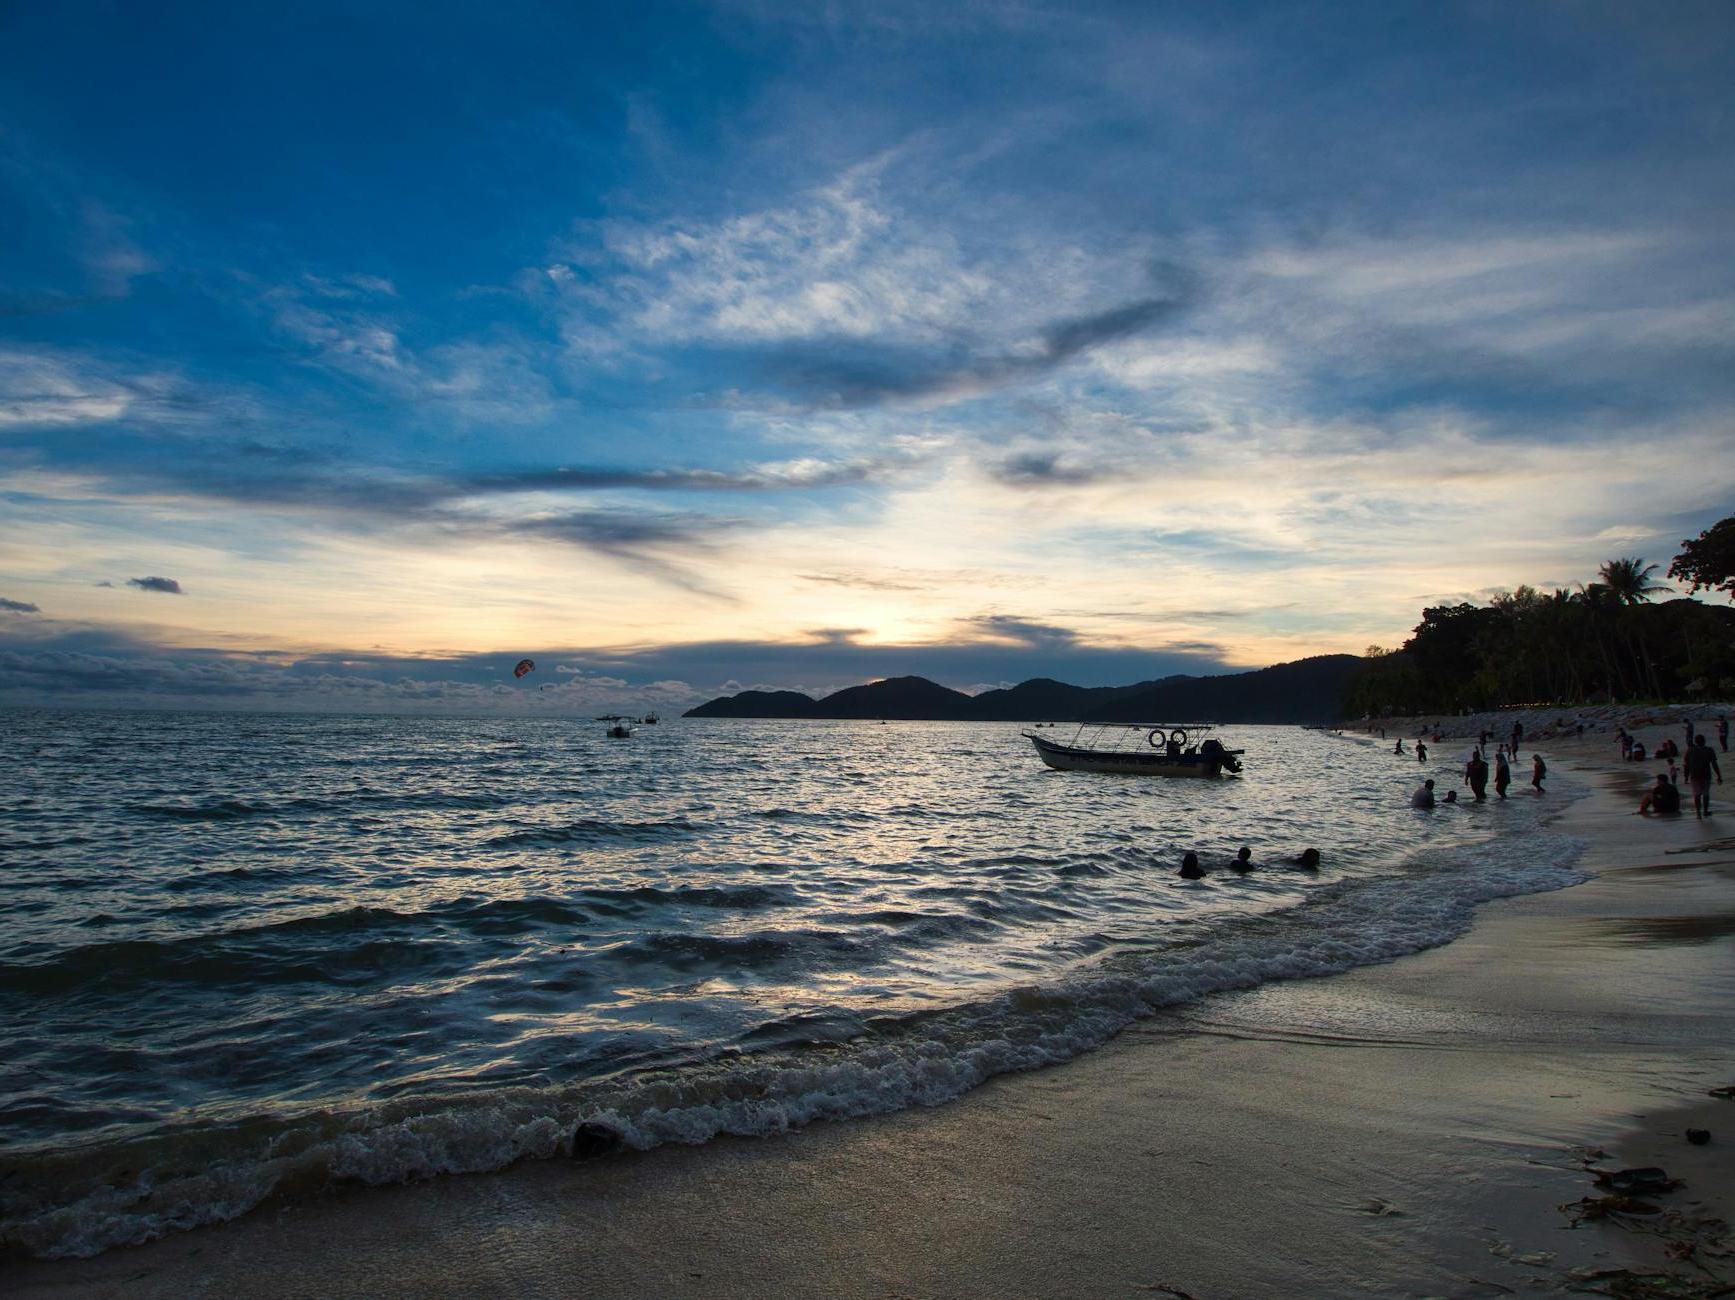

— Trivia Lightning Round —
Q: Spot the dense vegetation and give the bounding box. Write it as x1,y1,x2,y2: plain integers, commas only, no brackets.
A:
1345,520,1735,717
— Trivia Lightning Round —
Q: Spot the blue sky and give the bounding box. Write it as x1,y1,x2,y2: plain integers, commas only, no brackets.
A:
3,0,1733,711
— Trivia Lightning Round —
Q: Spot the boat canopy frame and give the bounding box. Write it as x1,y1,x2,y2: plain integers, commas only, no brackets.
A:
1041,721,1237,755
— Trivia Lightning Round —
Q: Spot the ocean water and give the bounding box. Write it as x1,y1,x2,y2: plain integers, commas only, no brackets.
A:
0,712,1584,1258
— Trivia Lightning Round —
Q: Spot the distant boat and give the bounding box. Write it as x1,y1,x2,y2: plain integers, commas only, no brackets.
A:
607,721,634,739
641,712,659,725
1024,723,1244,778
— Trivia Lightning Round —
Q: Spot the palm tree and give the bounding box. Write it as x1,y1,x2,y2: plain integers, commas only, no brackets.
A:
1598,557,1669,696
1597,556,1670,605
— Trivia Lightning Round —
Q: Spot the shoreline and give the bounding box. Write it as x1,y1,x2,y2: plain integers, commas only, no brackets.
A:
13,735,1735,1298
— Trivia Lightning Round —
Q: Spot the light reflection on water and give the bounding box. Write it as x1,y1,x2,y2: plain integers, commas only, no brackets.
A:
1,711,1523,1148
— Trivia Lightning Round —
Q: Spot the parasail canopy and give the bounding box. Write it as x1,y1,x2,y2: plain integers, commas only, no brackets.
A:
513,658,535,679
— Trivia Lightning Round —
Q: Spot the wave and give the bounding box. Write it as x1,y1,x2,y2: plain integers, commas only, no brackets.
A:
128,799,266,821
489,817,703,847
0,881,808,996
0,825,1585,1260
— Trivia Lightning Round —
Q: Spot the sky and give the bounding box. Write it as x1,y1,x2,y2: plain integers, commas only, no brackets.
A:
2,0,1733,713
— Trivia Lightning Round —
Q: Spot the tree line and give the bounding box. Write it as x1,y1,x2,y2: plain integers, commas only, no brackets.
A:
1344,515,1735,717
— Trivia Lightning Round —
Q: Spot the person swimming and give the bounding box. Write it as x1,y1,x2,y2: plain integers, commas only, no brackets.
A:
1293,847,1321,870
1178,851,1205,879
1230,846,1254,873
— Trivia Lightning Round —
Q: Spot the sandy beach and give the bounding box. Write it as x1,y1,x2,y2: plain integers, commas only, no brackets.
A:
11,731,1735,1299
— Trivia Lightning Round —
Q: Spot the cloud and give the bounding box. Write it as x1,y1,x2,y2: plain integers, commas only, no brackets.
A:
79,203,159,297
0,615,1233,712
0,349,134,427
1,597,40,613
126,576,183,594
746,288,1193,409
989,452,1109,487
462,455,902,495
539,154,1193,408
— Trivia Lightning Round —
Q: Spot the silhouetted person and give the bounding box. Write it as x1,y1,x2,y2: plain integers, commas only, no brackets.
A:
1394,739,1405,755
1293,848,1321,870
1467,751,1489,801
1493,750,1511,800
1231,846,1254,873
1638,774,1681,816
1685,735,1723,819
1411,779,1436,809
1416,740,1428,762
1720,716,1729,753
1443,789,1458,804
1178,851,1205,879
1531,752,1547,792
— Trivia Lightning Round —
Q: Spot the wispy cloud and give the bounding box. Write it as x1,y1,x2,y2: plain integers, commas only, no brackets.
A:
0,597,40,614
126,576,183,594
0,349,135,427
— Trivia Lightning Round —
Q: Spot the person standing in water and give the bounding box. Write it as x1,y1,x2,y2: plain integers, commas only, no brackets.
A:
1493,749,1511,799
1466,750,1489,801
1531,752,1547,792
1230,846,1254,873
1178,851,1205,879
1411,779,1437,809
1719,715,1729,753
1417,740,1428,762
1684,734,1723,819
1511,720,1522,759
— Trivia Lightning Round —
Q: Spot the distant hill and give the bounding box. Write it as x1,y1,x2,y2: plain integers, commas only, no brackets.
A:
811,675,977,719
684,689,817,718
967,676,1157,721
683,655,1363,723
1081,655,1362,725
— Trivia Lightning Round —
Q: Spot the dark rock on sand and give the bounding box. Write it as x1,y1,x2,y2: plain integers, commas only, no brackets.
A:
571,1122,625,1159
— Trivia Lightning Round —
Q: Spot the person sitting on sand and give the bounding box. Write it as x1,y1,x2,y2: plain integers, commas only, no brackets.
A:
1230,846,1254,873
1292,848,1321,870
1531,752,1547,792
1638,774,1681,816
1411,778,1436,809
1178,851,1205,879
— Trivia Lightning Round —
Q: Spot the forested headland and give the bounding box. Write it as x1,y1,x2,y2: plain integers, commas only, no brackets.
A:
1344,516,1735,717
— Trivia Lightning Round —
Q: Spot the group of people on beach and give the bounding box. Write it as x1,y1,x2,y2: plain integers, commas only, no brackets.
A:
1633,723,1725,819
1176,846,1320,879
1408,738,1545,810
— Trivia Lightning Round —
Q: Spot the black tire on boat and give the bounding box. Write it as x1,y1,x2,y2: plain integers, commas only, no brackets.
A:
1147,728,1167,749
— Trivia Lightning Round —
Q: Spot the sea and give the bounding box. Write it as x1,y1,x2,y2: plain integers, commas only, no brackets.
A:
0,711,1586,1259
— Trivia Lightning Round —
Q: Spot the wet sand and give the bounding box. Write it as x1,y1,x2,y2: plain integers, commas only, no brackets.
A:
13,735,1735,1298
